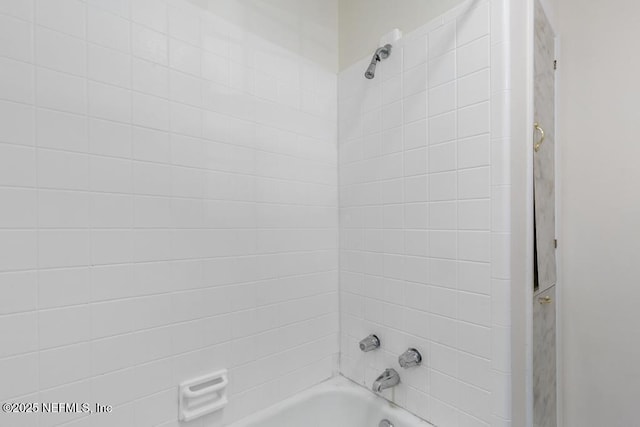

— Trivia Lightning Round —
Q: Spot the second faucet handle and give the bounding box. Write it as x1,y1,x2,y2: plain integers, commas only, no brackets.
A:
398,348,422,368
359,334,380,352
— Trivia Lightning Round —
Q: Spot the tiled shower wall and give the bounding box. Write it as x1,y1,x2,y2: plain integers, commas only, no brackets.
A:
338,1,512,426
0,0,338,425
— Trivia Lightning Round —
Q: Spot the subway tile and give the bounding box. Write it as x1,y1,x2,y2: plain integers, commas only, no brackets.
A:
458,102,490,138
430,201,457,230
131,0,167,33
92,299,135,338
91,229,133,265
428,51,455,88
458,291,491,326
457,35,489,77
0,57,34,104
0,143,36,187
429,141,456,173
36,68,86,114
35,0,85,38
132,24,168,65
459,199,491,230
458,167,490,199
39,267,90,309
89,155,132,193
0,312,37,357
0,271,37,315
88,118,132,158
132,127,171,163
404,203,429,229
429,171,456,201
91,264,135,302
38,190,90,228
458,69,490,108
202,51,230,85
382,101,402,130
39,305,91,349
458,321,490,359
404,147,428,176
39,343,92,389
133,161,172,196
429,21,456,58
403,91,427,123
458,134,490,169
458,231,491,263
90,193,133,228
404,119,427,150
133,58,169,97
92,333,137,375
0,188,37,228
0,231,37,271
88,44,132,88
0,100,34,146
429,230,457,259
88,81,132,123
458,261,491,294
404,174,429,202
35,26,86,76
38,229,90,268
88,6,130,53
87,0,130,18
403,63,427,98
37,149,89,191
0,354,38,401
132,92,170,130
169,38,201,76
457,2,490,47
36,109,88,152
0,0,34,21
169,6,200,45
0,14,32,62
404,36,427,70
429,81,456,116
171,103,203,137
428,111,456,145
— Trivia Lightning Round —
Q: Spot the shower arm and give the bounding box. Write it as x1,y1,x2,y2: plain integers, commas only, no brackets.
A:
364,44,392,79
371,45,391,65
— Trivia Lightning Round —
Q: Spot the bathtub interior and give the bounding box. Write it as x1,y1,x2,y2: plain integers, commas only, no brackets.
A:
229,376,433,427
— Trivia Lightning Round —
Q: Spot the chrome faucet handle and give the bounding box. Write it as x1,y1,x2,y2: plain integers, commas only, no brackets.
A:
372,368,400,392
359,334,380,352
398,348,422,368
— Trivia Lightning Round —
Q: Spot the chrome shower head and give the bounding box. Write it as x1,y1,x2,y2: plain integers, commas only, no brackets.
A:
364,44,392,80
365,61,377,79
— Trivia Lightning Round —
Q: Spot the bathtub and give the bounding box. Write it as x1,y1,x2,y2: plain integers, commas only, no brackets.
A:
229,375,433,427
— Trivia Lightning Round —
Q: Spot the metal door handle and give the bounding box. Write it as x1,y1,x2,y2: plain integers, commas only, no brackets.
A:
538,295,552,304
534,122,545,152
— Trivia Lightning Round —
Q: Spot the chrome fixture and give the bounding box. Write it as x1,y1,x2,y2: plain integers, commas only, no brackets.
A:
398,348,422,368
534,122,545,152
379,420,394,427
372,368,400,393
359,334,380,352
364,44,392,79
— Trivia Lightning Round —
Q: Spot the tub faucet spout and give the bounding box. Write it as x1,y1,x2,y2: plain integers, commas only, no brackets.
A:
372,368,400,393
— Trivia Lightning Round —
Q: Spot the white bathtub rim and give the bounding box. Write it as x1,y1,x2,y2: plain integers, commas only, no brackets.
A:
227,374,434,427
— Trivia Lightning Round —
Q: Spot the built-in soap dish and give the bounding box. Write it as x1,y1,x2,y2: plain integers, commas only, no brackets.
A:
179,369,228,422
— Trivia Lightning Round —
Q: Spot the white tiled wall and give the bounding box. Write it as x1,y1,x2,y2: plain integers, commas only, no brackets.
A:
0,0,338,425
338,1,512,426
0,0,516,425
